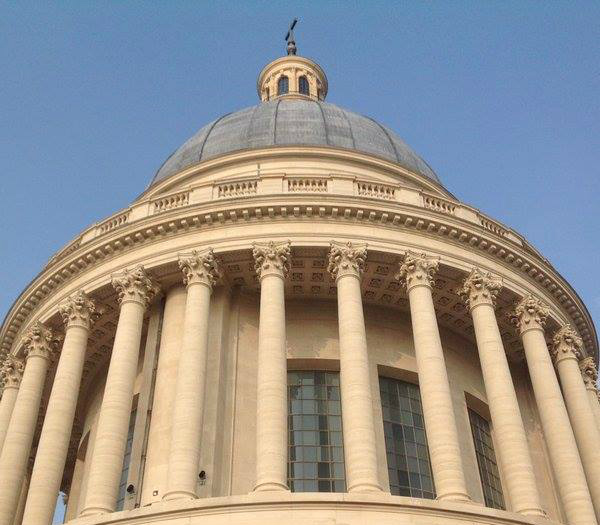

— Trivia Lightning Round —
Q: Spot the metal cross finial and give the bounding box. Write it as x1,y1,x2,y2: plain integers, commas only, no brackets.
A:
285,18,298,55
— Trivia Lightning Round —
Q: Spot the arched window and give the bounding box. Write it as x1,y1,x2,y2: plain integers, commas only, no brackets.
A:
299,76,309,96
278,75,289,95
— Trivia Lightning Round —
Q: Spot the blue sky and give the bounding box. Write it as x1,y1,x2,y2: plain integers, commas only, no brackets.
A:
0,2,598,521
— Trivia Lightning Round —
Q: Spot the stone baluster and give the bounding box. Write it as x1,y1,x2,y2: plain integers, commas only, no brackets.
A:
163,249,222,500
0,323,58,525
511,296,596,525
551,324,600,520
460,269,543,515
22,291,99,525
328,241,381,492
579,357,600,434
253,241,291,491
397,252,470,502
81,266,159,516
0,357,24,454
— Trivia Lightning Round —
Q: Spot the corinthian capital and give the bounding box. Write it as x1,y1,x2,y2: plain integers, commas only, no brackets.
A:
395,251,439,291
253,240,291,280
327,241,367,280
551,324,583,363
459,268,502,310
579,357,598,391
59,290,100,330
510,295,549,335
112,265,160,308
0,356,25,390
21,322,59,361
179,249,222,289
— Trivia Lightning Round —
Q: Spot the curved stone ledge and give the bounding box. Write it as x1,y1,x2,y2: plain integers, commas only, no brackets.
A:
2,191,595,361
70,492,556,525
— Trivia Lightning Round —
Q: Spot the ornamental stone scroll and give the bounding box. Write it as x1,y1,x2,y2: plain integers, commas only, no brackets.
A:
179,248,223,289
59,290,101,331
395,251,439,291
0,356,24,391
112,265,160,308
253,240,291,280
327,241,367,281
551,324,583,364
510,295,550,335
459,268,502,311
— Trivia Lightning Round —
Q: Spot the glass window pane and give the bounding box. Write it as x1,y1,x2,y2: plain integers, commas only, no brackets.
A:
468,408,505,510
379,377,435,500
115,408,137,511
288,371,346,493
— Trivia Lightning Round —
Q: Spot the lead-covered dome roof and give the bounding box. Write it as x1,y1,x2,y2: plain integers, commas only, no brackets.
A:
151,99,440,186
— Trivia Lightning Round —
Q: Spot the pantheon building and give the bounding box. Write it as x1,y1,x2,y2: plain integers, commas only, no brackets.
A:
0,41,599,525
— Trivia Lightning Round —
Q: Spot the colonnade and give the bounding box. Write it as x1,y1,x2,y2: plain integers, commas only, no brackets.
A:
0,244,599,525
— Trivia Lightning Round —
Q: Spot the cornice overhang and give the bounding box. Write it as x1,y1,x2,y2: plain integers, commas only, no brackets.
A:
1,186,596,362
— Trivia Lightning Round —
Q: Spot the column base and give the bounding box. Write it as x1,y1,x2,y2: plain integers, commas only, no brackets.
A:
253,481,290,492
80,506,111,517
436,492,472,503
162,490,197,501
348,482,383,493
518,507,546,517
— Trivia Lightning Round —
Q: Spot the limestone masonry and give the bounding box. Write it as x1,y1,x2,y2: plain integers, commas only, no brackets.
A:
0,41,598,525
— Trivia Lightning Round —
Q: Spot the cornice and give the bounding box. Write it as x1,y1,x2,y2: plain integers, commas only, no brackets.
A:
1,190,596,361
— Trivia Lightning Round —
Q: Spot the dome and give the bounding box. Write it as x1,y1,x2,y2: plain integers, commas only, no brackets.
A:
150,99,440,186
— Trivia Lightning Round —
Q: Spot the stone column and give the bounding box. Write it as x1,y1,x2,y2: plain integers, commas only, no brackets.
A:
81,266,159,516
328,241,381,493
163,249,221,500
551,324,600,519
397,252,470,502
460,269,543,515
0,357,24,454
512,296,596,525
22,291,99,525
0,323,58,525
580,357,600,434
253,241,290,492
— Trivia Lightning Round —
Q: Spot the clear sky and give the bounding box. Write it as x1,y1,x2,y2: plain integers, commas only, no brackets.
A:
0,2,598,521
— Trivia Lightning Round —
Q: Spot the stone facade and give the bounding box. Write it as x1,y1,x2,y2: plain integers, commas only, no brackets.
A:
0,49,598,525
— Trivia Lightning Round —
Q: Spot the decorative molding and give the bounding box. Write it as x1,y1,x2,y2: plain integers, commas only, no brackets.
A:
0,356,24,390
21,322,60,361
579,357,598,392
111,265,160,308
59,290,100,330
253,241,291,280
396,251,439,291
551,324,583,363
179,249,222,289
510,295,550,335
459,268,502,310
1,193,596,360
327,241,367,280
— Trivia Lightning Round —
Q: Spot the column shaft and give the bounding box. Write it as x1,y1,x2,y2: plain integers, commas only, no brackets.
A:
336,274,381,492
81,300,146,515
470,303,543,515
407,284,469,501
0,387,19,454
0,355,50,525
522,327,596,525
587,389,600,434
555,353,600,519
22,324,90,525
254,273,288,491
164,282,212,499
